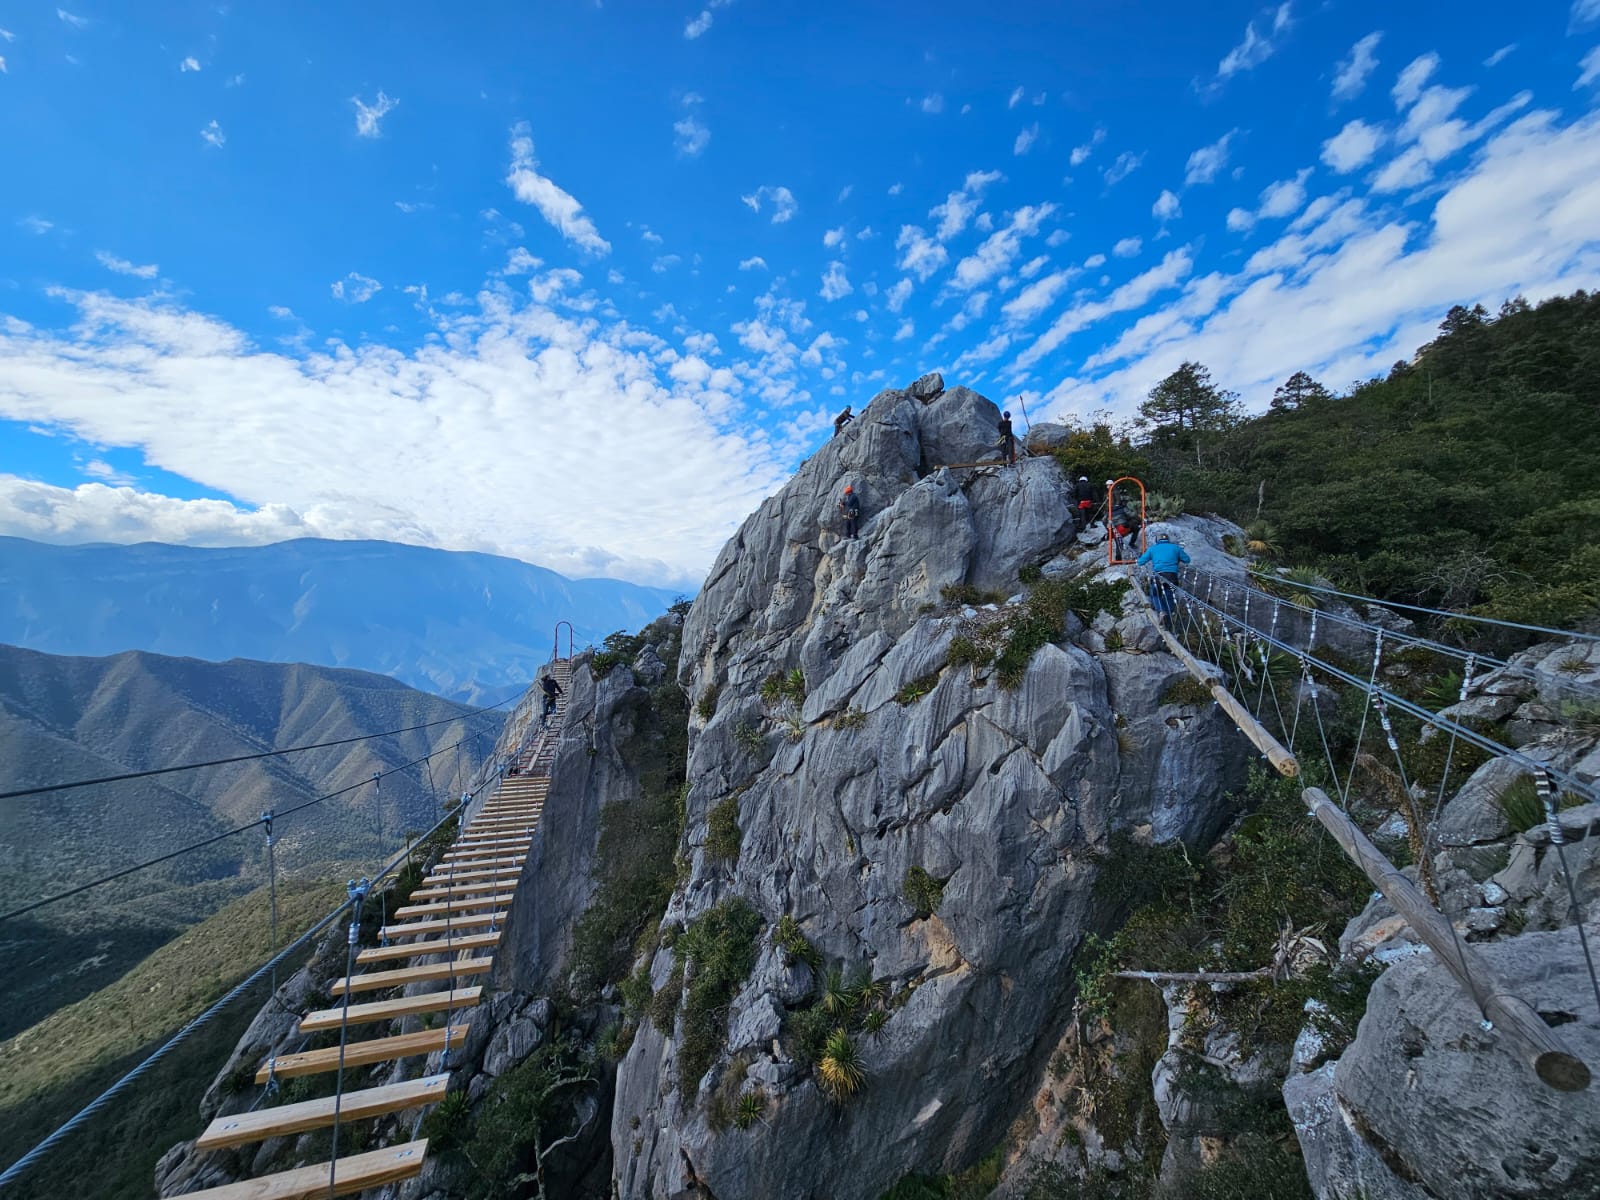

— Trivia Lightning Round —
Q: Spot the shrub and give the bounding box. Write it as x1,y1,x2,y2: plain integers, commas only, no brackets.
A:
649,961,683,1033
1019,562,1044,585
774,914,822,970
863,1009,889,1037
595,1021,635,1062
734,1087,767,1130
904,867,945,918
591,629,646,679
418,1088,473,1152
675,898,763,1095
706,795,742,863
834,707,867,731
784,1003,835,1066
734,721,767,757
941,583,1007,607
895,670,943,705
618,965,653,1019
948,635,995,671
462,1039,596,1197
817,1029,866,1102
1146,492,1185,519
696,683,720,721
1498,775,1546,834
1160,676,1213,707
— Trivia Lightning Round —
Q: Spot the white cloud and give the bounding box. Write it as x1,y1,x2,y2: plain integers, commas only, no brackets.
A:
1014,123,1040,156
1019,255,1048,279
837,185,854,202
1084,253,1106,269
395,200,432,214
1226,207,1256,233
740,184,798,224
1579,46,1600,89
895,225,949,281
1069,127,1105,166
737,256,767,271
1152,190,1181,221
886,277,914,312
80,459,136,486
1321,119,1385,173
57,8,88,28
685,10,712,38
1014,247,1194,369
1113,236,1142,258
351,90,398,138
823,227,846,249
1483,44,1515,68
651,254,682,274
1258,168,1312,219
20,216,54,234
226,73,245,87
674,113,710,156
506,122,611,254
1393,53,1438,108
856,226,876,241
921,93,945,114
0,26,14,40
888,182,904,196
893,319,915,341
95,251,159,279
0,55,7,74
330,272,381,303
819,261,853,301
1008,86,1024,109
200,120,225,148
1102,152,1143,186
1332,32,1381,102
1046,229,1070,248
951,204,1055,290
267,305,296,320
180,56,201,72
1577,0,1600,27
1184,129,1236,185
1001,269,1074,324
1215,3,1291,82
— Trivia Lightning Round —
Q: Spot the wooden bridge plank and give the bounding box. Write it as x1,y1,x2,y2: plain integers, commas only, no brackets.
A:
256,1028,470,1083
331,957,494,996
392,893,516,918
298,986,482,1032
196,1077,447,1150
378,911,505,938
177,1139,428,1198
354,932,499,964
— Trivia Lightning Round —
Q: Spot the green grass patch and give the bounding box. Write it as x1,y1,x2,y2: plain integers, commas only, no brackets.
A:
941,584,1007,607
904,867,945,918
1160,676,1214,707
675,898,764,1095
896,671,943,705
706,795,743,863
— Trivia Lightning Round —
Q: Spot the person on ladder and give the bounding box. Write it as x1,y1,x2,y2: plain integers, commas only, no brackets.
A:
540,674,563,727
1137,532,1190,627
838,484,861,540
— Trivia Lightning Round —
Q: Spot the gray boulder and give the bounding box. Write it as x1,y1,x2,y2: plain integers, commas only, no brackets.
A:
908,371,945,402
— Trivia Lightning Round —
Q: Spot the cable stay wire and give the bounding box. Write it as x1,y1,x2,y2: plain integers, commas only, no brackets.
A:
0,774,481,1192
2,737,476,925
0,692,519,804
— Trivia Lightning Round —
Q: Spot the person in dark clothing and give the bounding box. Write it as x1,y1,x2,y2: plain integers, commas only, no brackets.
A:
1072,475,1097,530
839,485,861,539
833,406,854,437
1137,533,1192,626
540,675,563,726
998,410,1016,466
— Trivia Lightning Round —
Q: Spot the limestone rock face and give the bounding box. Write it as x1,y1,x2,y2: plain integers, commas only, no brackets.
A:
1289,925,1600,1200
612,380,1250,1199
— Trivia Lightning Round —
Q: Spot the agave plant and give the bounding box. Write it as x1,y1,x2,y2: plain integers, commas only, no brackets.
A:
817,1030,867,1101
1145,492,1186,520
1243,521,1279,558
821,967,853,1016
735,1088,767,1130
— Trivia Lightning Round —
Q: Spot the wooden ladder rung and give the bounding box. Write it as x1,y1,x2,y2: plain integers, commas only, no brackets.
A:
355,932,501,964
417,868,520,887
431,854,524,871
409,882,512,901
378,912,505,938
299,986,482,1032
331,957,494,996
197,1077,447,1151
454,836,532,850
392,893,516,919
179,1139,428,1198
256,1024,470,1082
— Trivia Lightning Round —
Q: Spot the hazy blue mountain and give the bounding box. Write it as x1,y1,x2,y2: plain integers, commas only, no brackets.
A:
0,536,681,701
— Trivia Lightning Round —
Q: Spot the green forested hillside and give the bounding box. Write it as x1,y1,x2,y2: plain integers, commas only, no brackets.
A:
1060,291,1600,629
0,645,500,1037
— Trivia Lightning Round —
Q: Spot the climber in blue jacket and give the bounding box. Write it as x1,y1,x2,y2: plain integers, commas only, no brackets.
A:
1137,533,1191,626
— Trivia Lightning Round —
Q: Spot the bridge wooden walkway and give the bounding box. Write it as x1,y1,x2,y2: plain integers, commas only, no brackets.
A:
179,659,573,1199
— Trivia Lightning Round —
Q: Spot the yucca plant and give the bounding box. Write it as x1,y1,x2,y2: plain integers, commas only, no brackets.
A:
1498,776,1546,834
1243,521,1279,558
1146,492,1185,520
818,1030,867,1102
848,970,887,1010
735,1088,767,1130
863,1009,890,1037
821,967,853,1017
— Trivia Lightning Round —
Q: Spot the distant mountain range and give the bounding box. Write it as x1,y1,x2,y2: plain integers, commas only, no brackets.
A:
0,642,501,1038
0,536,681,701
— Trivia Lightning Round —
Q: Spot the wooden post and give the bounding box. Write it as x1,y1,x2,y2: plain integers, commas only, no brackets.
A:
1303,787,1591,1093
1133,582,1299,778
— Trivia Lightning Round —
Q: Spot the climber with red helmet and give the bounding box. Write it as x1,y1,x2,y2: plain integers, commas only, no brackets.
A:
839,484,861,540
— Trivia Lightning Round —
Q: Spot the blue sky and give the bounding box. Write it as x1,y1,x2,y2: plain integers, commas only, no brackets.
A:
2,1,1599,587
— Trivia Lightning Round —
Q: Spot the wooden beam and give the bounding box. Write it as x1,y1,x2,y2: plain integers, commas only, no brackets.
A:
453,836,533,851
355,932,500,964
1135,581,1299,777
176,1139,428,1198
1303,786,1590,1092
409,881,516,900
431,854,524,871
257,1027,470,1083
392,893,516,919
378,911,505,938
416,867,520,888
331,957,494,996
196,1077,447,1151
299,986,482,1032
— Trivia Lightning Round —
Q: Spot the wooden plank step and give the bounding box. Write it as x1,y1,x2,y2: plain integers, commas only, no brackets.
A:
299,986,482,1032
196,1077,447,1151
331,957,494,996
379,912,505,938
179,1139,428,1198
432,854,524,871
417,867,521,887
447,836,531,852
410,881,515,900
392,893,516,919
463,822,538,835
257,1025,471,1083
355,932,500,964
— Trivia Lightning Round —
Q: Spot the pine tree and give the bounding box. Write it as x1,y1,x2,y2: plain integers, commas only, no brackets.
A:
1270,371,1332,412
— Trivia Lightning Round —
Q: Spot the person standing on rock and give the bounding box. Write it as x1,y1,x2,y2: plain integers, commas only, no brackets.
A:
1137,533,1191,627
833,406,854,437
838,485,861,540
1072,475,1097,530
998,411,1016,466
